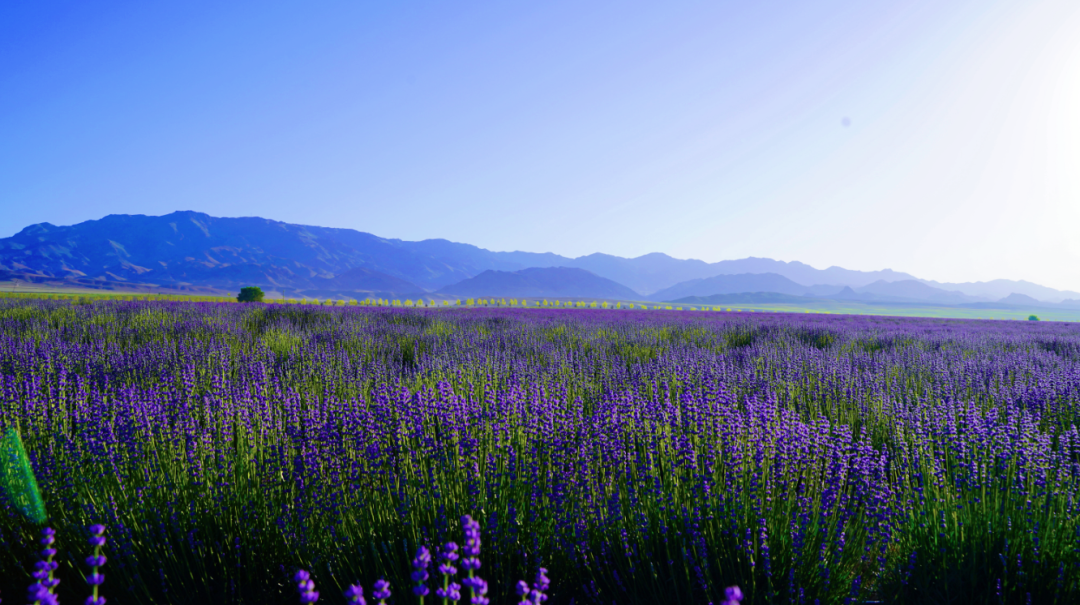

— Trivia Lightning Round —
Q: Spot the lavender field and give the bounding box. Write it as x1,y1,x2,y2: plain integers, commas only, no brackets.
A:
1,300,1079,604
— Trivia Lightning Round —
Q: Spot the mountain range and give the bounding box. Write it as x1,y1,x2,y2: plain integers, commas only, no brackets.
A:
2,211,1078,306
437,267,639,300
652,274,988,304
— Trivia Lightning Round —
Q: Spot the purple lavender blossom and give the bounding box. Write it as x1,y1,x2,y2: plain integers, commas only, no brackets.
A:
28,528,59,605
372,579,391,604
516,570,551,605
461,576,489,605
84,523,108,605
438,541,459,574
294,569,319,604
412,545,432,601
343,583,365,605
459,515,488,604
435,581,461,603
27,583,58,605
460,515,482,570
436,541,460,603
533,568,550,593
722,585,743,605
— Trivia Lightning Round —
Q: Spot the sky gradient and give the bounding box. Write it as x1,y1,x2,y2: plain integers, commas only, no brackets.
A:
3,1,1079,290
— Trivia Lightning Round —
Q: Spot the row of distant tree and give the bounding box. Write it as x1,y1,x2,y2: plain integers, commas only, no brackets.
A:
235,287,796,312
0,287,1043,320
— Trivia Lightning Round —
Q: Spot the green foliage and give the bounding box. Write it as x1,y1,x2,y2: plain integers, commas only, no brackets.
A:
237,286,265,303
1029,314,1040,321
260,328,305,358
0,428,47,525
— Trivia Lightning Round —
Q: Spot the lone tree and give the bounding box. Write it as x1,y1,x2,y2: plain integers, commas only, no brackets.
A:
237,286,265,303
1028,314,1040,321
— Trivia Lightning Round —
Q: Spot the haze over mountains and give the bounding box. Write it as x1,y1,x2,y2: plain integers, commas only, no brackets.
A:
2,211,1078,307
438,268,639,300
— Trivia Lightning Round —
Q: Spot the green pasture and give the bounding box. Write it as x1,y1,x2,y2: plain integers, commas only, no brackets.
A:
3,282,1079,323
669,299,1080,322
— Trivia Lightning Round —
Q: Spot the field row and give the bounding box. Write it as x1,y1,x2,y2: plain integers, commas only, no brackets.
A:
0,301,1078,604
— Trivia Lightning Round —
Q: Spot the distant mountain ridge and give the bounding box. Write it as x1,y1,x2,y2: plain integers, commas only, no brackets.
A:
0,211,930,296
552,253,920,294
1,211,1076,305
671,292,817,305
437,267,639,299
654,277,989,305
918,278,1080,304
649,273,813,301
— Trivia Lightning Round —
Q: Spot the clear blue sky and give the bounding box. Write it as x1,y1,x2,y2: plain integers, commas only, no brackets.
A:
3,1,1079,290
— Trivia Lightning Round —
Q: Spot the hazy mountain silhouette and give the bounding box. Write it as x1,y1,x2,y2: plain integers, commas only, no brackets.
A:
671,292,818,305
996,293,1047,306
653,276,986,305
958,292,1080,311
436,267,639,299
0,213,539,295
1,211,1076,304
561,253,920,294
650,273,811,301
852,280,980,304
0,212,934,295
919,279,1080,303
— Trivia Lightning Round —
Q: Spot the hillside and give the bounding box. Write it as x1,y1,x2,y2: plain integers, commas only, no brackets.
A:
670,292,818,305
919,278,1080,303
853,280,979,304
649,273,812,301
654,276,988,306
2,211,1077,303
0,212,943,296
436,267,639,299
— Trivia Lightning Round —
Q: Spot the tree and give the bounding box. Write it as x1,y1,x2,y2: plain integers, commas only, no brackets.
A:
237,287,265,303
1028,315,1040,321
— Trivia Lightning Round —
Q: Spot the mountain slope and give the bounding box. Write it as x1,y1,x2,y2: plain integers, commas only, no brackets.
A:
0,211,576,293
996,293,1048,307
919,278,1080,303
701,258,918,289
559,254,921,294
650,273,811,301
302,267,427,298
2,211,1076,303
671,292,818,305
854,280,980,304
651,276,985,305
0,211,927,295
2,213,329,290
436,267,639,299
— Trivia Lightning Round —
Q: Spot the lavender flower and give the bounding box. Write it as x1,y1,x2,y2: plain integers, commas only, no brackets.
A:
515,579,531,604
460,515,482,570
516,569,550,605
438,541,459,575
294,569,319,604
533,568,550,593
84,523,108,605
436,541,460,604
461,576,489,605
436,580,462,604
412,545,432,602
372,579,391,604
28,527,59,605
459,515,488,604
343,583,365,605
721,585,743,605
